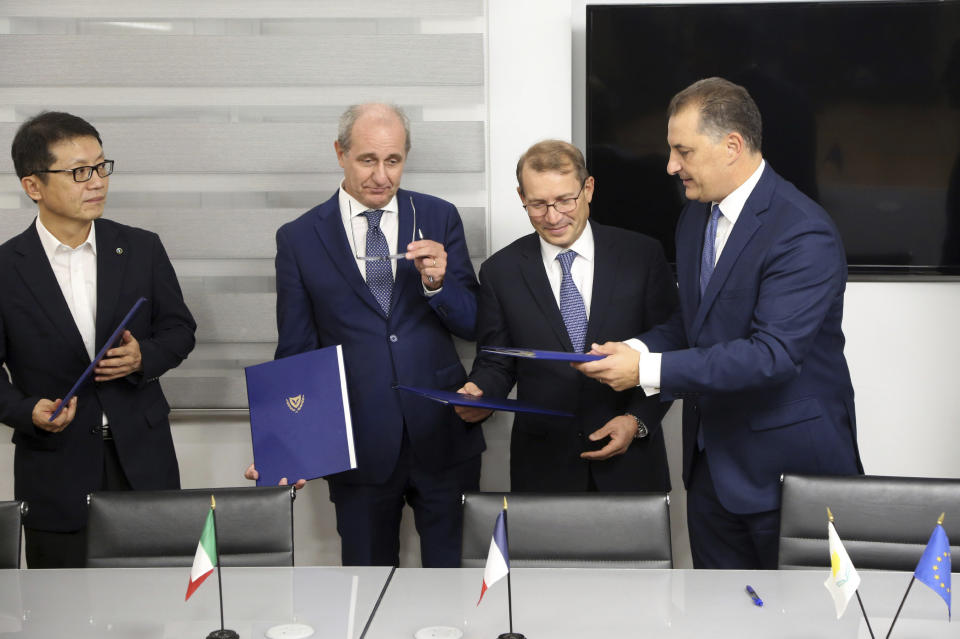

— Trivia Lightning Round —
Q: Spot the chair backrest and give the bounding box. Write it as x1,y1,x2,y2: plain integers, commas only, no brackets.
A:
0,501,26,569
461,492,672,569
86,486,295,568
779,474,960,570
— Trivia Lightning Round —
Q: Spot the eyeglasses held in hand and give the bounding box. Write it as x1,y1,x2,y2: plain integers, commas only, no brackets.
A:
350,196,417,261
35,160,114,183
522,180,586,217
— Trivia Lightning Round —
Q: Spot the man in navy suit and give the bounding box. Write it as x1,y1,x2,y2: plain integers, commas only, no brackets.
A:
0,112,196,567
255,103,483,567
456,140,677,492
577,78,862,569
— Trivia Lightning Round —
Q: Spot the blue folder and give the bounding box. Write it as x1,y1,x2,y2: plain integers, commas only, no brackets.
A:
245,345,357,486
396,385,573,417
50,296,147,421
480,346,606,362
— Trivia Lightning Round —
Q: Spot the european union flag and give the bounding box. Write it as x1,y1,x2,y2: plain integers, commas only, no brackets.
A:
914,521,952,619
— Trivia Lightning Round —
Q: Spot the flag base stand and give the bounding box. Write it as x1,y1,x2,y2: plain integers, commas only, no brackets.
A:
497,634,526,638
206,630,239,639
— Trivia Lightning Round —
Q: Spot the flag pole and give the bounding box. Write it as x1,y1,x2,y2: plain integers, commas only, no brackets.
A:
829,507,875,639
505,497,514,634
207,495,238,639
885,512,946,638
884,577,915,639
497,496,526,639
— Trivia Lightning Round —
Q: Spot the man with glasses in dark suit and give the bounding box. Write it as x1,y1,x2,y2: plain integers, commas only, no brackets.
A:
0,111,196,567
247,103,483,567
456,140,677,493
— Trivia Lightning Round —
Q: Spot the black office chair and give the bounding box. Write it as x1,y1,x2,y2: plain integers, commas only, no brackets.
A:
779,474,960,570
0,500,26,569
461,492,672,569
86,486,296,568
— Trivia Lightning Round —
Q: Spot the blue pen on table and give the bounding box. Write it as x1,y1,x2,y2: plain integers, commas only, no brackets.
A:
745,585,763,607
417,228,434,284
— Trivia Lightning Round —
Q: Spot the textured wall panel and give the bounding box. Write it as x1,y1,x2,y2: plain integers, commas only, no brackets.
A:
0,35,482,87
0,122,484,174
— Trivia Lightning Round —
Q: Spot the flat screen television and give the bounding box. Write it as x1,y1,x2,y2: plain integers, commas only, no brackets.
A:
586,1,960,275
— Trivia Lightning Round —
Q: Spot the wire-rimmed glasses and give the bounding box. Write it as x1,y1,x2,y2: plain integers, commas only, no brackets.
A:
522,180,586,218
349,196,417,261
35,160,114,183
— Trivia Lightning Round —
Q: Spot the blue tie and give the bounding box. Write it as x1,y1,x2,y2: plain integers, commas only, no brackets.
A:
700,204,723,298
364,210,393,315
556,251,588,353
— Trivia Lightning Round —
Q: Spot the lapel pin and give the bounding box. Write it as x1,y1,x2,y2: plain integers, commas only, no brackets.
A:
116,247,123,255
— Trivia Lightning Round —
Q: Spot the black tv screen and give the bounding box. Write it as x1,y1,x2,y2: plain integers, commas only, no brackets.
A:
586,1,960,275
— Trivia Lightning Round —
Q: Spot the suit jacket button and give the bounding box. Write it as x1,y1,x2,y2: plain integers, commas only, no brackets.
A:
389,334,398,343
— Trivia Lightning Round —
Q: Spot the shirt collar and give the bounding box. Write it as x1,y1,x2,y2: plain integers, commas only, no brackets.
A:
35,216,97,259
539,220,595,265
714,158,766,224
338,179,400,217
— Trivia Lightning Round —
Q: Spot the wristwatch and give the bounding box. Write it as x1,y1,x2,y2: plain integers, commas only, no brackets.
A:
624,413,649,439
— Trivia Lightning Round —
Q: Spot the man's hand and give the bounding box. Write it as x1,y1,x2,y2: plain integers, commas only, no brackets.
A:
94,330,143,382
572,341,641,391
406,238,447,291
32,397,77,433
453,382,493,423
244,463,306,490
580,415,637,461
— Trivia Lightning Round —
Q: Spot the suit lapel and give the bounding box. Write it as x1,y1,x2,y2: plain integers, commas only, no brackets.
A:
517,234,573,350
12,223,90,364
689,166,773,340
95,219,126,350
312,195,385,317
584,223,614,347
676,206,704,338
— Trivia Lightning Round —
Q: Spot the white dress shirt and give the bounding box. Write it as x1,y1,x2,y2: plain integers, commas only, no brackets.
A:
630,159,766,394
539,222,595,319
36,217,107,425
338,181,401,280
338,182,441,296
36,217,98,361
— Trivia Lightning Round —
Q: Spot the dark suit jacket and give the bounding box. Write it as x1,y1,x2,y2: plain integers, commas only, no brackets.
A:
638,164,863,514
0,218,196,531
468,222,678,491
274,189,485,486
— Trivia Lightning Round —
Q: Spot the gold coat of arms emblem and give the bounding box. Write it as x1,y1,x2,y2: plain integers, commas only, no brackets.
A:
285,394,305,413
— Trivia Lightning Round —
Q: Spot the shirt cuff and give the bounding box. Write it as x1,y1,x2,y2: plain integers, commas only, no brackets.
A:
423,283,442,297
624,338,661,397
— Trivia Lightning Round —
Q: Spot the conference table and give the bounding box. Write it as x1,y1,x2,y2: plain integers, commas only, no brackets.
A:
0,565,391,638
1,566,957,638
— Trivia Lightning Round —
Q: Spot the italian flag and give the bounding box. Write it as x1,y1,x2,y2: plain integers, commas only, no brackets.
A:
185,507,217,601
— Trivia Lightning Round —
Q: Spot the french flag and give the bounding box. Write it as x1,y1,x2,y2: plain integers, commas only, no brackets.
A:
477,507,510,605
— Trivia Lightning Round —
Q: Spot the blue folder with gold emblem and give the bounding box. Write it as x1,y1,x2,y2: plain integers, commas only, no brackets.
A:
245,345,356,486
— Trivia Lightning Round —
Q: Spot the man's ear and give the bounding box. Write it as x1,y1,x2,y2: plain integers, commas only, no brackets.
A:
20,175,42,203
725,132,745,163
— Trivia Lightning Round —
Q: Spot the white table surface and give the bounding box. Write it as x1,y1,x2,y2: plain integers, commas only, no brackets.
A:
362,568,959,639
0,565,392,639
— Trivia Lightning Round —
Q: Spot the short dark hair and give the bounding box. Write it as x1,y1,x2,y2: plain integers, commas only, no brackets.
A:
668,77,762,152
11,111,103,180
516,139,590,194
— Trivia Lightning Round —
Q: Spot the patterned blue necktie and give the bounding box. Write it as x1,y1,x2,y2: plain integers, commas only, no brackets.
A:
364,210,393,315
700,204,723,298
556,250,588,353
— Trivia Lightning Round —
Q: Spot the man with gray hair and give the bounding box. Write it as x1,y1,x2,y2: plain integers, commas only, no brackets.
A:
576,77,862,569
250,103,483,567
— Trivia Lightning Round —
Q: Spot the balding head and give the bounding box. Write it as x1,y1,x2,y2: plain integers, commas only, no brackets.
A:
337,103,411,155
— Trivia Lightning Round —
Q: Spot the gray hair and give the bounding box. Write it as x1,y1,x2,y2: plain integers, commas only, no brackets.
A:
668,77,762,152
337,103,411,154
